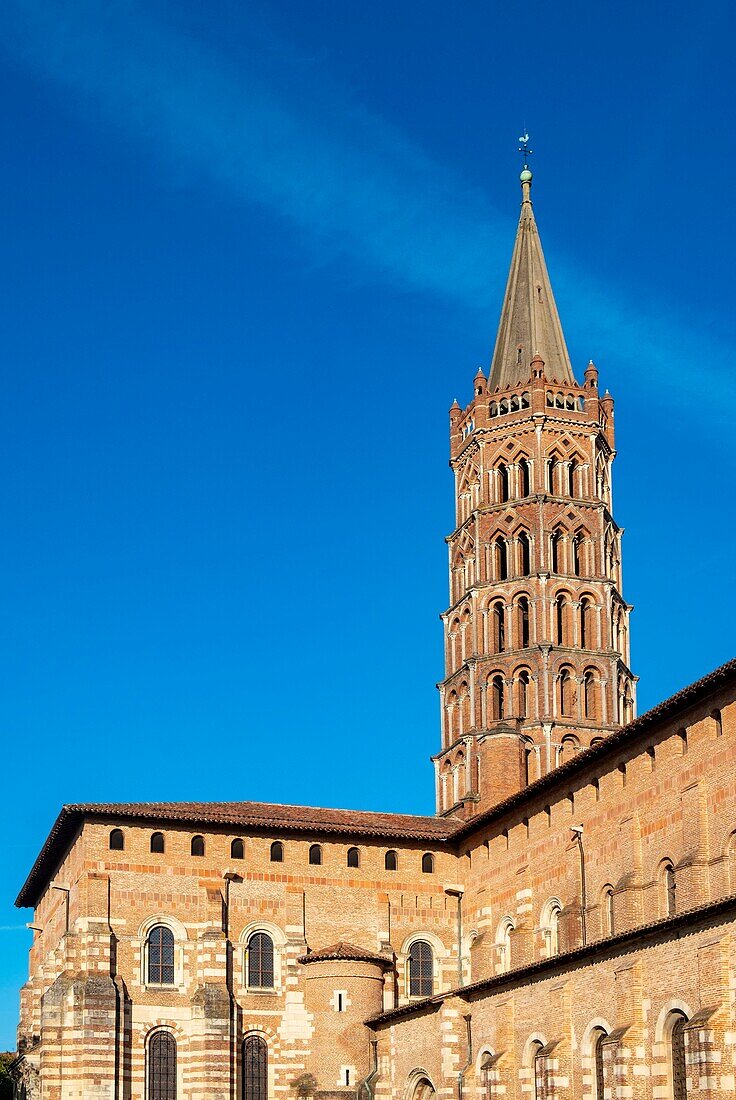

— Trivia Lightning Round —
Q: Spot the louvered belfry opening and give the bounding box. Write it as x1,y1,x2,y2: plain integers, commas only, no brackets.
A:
148,1031,176,1100
247,933,274,989
243,1035,268,1100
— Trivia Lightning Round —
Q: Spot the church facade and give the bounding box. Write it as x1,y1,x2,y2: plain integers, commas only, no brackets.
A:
12,168,736,1100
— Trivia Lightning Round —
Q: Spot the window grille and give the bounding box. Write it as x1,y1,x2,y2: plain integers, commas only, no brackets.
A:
148,1031,176,1100
147,926,175,985
408,940,433,997
247,932,275,989
242,1035,267,1100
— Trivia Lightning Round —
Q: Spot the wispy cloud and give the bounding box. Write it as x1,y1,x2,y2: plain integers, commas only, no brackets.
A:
0,0,732,407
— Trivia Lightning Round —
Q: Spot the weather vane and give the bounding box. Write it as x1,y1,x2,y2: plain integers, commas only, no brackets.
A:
518,131,533,169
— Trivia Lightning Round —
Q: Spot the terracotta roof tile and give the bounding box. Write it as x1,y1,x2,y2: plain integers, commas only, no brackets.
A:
298,942,393,967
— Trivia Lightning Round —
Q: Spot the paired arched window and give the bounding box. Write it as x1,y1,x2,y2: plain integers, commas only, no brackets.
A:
151,832,165,854
247,932,275,989
270,841,284,863
385,849,398,871
148,1030,176,1100
191,835,205,857
109,828,124,851
347,846,360,868
231,838,244,860
407,940,433,997
242,1034,268,1100
147,925,175,986
309,844,322,866
421,853,434,874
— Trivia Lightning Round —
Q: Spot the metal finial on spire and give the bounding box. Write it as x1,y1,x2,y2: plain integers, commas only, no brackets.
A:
518,131,533,169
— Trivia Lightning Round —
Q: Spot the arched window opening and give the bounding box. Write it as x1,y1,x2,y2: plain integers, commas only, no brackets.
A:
231,838,244,860
567,459,578,497
519,457,531,496
559,669,573,718
347,846,360,868
494,537,508,581
571,534,581,576
550,529,561,573
385,849,398,871
518,596,530,647
670,1013,688,1100
518,531,531,575
309,844,322,866
421,852,434,874
191,835,205,857
148,1030,177,1100
559,734,578,763
555,595,568,645
242,1035,268,1100
602,885,615,936
408,940,433,997
151,832,165,854
497,463,510,503
492,601,505,652
270,841,284,863
490,675,505,721
592,1029,607,1099
712,709,722,737
662,861,676,917
547,904,561,956
529,1040,545,1100
547,456,558,494
580,597,594,648
518,671,530,719
247,932,275,989
496,919,513,973
583,670,598,720
147,925,175,986
109,828,124,851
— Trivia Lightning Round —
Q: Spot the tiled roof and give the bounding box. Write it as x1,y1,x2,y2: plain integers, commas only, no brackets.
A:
451,655,736,841
15,801,458,908
298,942,393,967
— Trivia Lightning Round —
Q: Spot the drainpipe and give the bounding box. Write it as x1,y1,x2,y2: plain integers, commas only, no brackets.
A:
444,886,465,987
362,1038,379,1100
571,826,587,946
457,1013,473,1100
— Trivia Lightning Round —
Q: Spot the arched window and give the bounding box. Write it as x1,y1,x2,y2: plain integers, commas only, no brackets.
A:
109,828,124,851
494,537,508,581
497,463,510,503
347,846,360,868
309,844,322,866
592,1028,607,1099
148,1030,176,1100
529,1040,544,1100
602,885,614,935
408,940,433,997
518,457,531,496
559,668,573,717
559,734,578,764
662,861,676,916
518,531,531,575
580,597,593,648
567,459,578,497
270,841,284,863
496,918,513,973
150,832,165,854
555,595,568,645
191,835,205,857
492,601,505,652
421,852,434,874
550,529,561,573
518,596,530,647
583,669,598,720
542,900,562,956
669,1013,688,1100
242,1034,268,1100
547,456,558,494
231,838,244,860
147,925,175,986
490,674,504,721
385,849,398,871
247,932,274,989
518,670,530,719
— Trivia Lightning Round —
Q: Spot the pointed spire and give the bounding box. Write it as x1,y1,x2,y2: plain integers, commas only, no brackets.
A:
488,167,575,390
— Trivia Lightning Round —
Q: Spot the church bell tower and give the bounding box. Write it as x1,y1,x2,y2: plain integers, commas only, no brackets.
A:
435,163,636,819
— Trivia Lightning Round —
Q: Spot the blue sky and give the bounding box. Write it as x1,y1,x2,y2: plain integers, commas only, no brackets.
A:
0,0,734,1047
